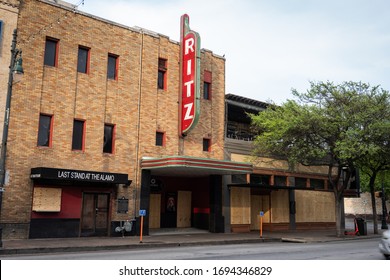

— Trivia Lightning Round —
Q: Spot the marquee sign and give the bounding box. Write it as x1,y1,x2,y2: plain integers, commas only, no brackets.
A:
30,167,130,185
180,14,201,136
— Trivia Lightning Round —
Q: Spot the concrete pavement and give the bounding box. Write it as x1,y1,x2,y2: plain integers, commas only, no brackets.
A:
0,220,386,256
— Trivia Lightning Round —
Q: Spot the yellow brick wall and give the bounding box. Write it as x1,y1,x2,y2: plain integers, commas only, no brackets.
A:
1,0,225,238
0,1,19,138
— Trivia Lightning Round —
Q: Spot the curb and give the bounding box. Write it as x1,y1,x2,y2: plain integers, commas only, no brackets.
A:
281,238,307,243
0,237,281,256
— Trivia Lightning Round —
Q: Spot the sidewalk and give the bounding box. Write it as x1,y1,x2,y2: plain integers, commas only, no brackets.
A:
0,224,385,256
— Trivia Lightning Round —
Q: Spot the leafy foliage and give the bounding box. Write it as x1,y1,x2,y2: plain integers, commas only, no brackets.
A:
250,81,390,236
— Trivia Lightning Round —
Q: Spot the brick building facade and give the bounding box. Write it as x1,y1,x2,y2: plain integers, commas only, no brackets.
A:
1,0,343,240
0,0,19,135
0,0,251,239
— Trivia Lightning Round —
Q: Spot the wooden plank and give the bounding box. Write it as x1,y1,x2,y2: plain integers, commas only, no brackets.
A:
295,190,335,222
230,187,250,225
149,194,161,229
251,195,271,230
177,191,191,228
32,187,61,212
271,190,289,223
262,196,270,223
250,195,261,230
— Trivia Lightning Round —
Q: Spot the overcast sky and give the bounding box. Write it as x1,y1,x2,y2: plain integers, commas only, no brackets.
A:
77,0,390,105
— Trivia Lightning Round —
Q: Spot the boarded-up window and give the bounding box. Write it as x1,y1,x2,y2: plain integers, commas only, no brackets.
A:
32,187,61,212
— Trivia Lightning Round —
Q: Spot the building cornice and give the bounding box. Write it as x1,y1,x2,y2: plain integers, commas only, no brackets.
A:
0,0,20,8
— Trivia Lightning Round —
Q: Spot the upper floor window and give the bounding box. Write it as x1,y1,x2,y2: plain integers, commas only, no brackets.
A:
232,174,248,184
107,53,119,80
295,177,308,188
44,37,59,67
103,123,115,154
202,138,211,152
274,176,287,187
77,46,90,74
310,179,325,189
250,174,270,186
37,114,53,147
226,121,254,141
156,131,165,146
0,21,3,53
72,119,85,151
203,70,212,100
158,58,167,90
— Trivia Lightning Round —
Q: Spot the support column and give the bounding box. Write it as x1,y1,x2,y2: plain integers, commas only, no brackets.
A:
288,176,296,230
222,175,231,233
209,175,224,233
288,189,296,230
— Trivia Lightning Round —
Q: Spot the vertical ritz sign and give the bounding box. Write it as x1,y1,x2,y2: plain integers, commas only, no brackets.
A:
180,14,201,136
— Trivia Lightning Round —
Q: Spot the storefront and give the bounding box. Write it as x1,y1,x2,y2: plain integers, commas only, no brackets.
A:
139,156,252,234
29,167,130,238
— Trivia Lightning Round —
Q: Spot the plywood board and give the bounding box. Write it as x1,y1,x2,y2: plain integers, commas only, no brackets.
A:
295,190,335,222
149,194,161,228
230,187,251,225
270,190,289,223
32,187,61,212
251,195,271,230
250,195,261,230
261,196,270,223
177,191,191,228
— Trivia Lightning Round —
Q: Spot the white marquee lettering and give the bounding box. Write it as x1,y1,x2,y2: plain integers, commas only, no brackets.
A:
184,37,195,55
184,80,194,97
186,59,192,76
58,171,70,178
184,103,194,120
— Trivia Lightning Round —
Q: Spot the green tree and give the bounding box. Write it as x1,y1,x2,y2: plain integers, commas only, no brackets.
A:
360,171,390,197
357,107,390,233
250,81,390,237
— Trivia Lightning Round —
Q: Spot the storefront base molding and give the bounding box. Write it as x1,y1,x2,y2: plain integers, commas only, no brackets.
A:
230,224,250,233
29,219,79,238
264,222,336,232
1,222,30,240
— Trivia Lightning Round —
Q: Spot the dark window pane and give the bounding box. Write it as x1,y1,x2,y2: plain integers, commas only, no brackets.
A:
158,58,167,89
72,120,84,150
158,58,167,69
232,174,247,184
156,132,164,146
250,174,270,186
158,70,165,89
0,21,4,49
77,47,89,73
295,177,307,188
274,176,287,186
37,115,52,146
44,39,57,67
103,124,114,153
311,179,325,189
203,82,210,99
107,55,117,80
203,138,210,152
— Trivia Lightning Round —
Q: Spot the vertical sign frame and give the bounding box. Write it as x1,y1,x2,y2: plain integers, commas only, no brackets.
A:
179,14,201,136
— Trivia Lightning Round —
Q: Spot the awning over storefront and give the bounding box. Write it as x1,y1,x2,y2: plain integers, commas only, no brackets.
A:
30,167,130,185
141,156,253,177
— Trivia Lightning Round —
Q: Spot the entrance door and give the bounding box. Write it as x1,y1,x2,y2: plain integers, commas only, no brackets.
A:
177,191,192,227
250,194,270,230
81,193,110,236
149,194,161,229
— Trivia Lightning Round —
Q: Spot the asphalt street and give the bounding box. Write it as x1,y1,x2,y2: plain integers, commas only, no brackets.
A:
1,237,383,260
